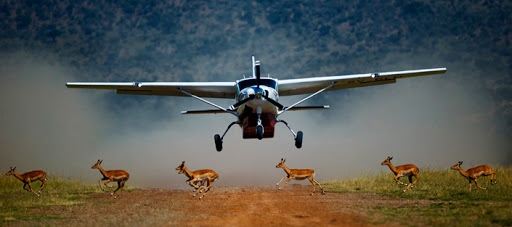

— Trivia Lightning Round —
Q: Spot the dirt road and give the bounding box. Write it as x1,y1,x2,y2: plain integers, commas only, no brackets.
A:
12,185,419,226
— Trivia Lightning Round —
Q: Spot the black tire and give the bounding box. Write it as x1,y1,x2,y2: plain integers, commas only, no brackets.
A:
295,131,303,149
256,125,263,140
214,134,222,152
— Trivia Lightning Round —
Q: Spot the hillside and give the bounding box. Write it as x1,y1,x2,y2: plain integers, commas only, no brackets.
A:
1,1,510,79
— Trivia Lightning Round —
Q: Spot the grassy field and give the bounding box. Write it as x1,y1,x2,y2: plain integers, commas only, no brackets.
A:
0,175,137,224
1,168,510,226
324,166,512,226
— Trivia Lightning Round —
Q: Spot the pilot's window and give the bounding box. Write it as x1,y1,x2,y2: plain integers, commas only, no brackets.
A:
238,79,276,90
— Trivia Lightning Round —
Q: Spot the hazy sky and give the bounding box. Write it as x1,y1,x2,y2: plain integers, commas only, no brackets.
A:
1,1,510,189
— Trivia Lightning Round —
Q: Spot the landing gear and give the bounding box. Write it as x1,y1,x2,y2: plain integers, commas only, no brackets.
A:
214,134,222,152
214,121,239,152
277,119,303,149
295,131,303,149
256,106,263,140
256,125,263,140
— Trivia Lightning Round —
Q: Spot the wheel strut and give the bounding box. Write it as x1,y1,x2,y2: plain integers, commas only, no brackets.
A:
214,121,239,152
277,119,303,149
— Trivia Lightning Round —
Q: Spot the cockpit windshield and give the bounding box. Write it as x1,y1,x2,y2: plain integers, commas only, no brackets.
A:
237,78,277,91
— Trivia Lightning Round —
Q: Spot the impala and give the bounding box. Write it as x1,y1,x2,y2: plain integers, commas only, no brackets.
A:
176,161,219,199
381,156,419,192
275,158,325,195
91,160,130,199
5,167,47,196
450,161,497,191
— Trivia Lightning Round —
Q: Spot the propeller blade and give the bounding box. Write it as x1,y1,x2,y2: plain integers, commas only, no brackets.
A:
231,95,255,109
255,63,260,88
264,93,284,110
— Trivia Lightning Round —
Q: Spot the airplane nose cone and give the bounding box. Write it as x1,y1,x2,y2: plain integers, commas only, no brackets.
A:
253,87,264,99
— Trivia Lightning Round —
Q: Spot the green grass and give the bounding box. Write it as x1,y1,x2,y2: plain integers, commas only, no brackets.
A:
324,166,512,226
0,175,138,224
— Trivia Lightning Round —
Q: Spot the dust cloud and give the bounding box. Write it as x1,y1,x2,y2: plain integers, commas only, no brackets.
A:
0,52,111,181
1,52,509,190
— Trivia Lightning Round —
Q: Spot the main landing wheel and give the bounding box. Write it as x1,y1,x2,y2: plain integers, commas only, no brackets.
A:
295,131,303,149
256,125,264,140
214,134,222,152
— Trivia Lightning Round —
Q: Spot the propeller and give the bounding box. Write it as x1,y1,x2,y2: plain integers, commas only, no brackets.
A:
255,62,261,89
230,92,284,111
231,95,255,110
263,92,284,110
231,59,285,111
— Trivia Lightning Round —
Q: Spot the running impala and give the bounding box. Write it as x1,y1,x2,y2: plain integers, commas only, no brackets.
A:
451,161,497,191
381,156,419,192
5,167,47,196
91,160,130,199
275,158,325,195
176,161,219,199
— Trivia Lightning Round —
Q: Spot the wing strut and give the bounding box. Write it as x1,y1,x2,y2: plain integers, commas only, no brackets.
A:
278,81,336,116
178,87,238,117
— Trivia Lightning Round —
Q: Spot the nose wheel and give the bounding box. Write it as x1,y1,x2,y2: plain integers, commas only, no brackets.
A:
256,125,264,140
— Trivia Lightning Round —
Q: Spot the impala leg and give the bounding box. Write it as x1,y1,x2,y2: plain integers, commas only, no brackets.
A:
276,176,287,186
113,180,127,199
394,175,406,185
26,181,40,196
313,179,325,194
189,179,202,197
473,179,486,190
199,180,208,193
404,179,415,192
98,179,104,191
278,177,292,190
111,181,121,197
39,177,47,193
307,176,316,195
199,179,213,200
104,178,114,188
491,171,497,185
192,181,202,192
187,180,201,191
468,180,472,192
406,173,419,192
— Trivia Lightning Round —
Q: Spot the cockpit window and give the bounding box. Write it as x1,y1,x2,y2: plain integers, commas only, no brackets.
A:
237,78,277,91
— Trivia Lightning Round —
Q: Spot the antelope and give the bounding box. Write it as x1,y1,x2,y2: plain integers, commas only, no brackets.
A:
176,161,219,199
5,167,47,196
450,161,497,191
91,160,130,199
275,158,325,195
381,156,419,192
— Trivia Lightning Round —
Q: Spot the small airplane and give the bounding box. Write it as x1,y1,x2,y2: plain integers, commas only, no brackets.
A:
67,56,446,151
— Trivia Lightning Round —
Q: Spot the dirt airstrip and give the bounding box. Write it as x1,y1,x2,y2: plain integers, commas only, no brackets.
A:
9,186,433,226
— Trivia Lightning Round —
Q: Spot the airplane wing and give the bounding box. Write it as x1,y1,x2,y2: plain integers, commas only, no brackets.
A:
66,82,237,99
277,68,447,96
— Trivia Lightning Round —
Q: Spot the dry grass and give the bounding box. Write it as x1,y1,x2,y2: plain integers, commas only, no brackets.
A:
0,175,137,224
324,166,512,226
